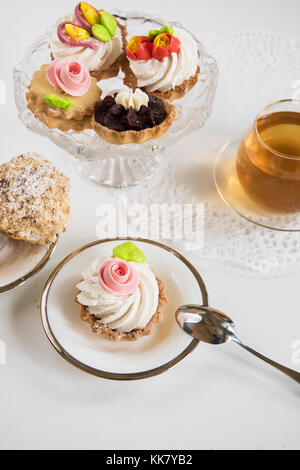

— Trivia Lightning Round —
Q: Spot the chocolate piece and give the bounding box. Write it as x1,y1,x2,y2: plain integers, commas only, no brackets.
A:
126,108,143,131
103,95,115,108
110,104,126,117
95,95,115,124
94,94,167,132
148,95,167,125
104,108,126,132
139,105,155,128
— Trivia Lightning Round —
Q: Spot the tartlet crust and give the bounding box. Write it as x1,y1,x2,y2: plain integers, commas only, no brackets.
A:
77,277,167,342
151,66,200,101
91,98,177,145
0,154,70,245
122,58,200,102
27,64,102,132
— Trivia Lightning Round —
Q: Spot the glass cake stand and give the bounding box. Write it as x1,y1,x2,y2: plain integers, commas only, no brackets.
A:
14,10,218,188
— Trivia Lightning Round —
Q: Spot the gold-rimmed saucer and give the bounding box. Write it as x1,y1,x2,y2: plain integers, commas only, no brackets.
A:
40,238,208,381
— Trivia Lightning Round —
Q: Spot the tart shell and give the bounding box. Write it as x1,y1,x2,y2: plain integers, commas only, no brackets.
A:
91,98,177,145
77,277,167,342
151,66,200,101
27,64,102,132
122,57,200,102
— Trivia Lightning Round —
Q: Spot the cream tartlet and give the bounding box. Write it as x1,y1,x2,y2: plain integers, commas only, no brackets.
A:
124,25,200,101
27,60,101,132
50,3,127,80
76,242,167,341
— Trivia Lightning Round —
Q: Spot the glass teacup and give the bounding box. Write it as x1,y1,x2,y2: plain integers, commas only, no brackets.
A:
236,99,300,213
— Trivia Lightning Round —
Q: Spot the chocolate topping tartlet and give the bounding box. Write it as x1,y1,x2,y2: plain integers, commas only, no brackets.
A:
91,93,177,145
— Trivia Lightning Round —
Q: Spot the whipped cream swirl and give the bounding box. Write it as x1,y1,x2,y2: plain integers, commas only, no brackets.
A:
77,257,159,333
116,87,149,111
50,15,123,72
128,28,198,92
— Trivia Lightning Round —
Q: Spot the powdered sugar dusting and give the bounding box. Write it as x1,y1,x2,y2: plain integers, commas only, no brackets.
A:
1,156,54,210
0,153,70,245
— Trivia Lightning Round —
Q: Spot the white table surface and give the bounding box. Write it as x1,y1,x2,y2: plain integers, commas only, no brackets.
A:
0,0,300,451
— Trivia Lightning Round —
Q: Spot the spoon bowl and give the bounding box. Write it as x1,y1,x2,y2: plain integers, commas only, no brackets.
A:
176,305,236,345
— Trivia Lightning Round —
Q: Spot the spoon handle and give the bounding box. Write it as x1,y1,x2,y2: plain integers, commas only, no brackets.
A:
231,337,300,384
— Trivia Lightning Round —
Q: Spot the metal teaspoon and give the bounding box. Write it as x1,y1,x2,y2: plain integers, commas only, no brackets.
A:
176,305,300,384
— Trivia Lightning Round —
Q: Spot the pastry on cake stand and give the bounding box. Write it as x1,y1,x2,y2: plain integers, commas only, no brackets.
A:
14,10,218,188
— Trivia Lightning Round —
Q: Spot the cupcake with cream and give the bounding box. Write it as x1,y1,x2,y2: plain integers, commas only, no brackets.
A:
124,25,200,101
50,2,127,80
76,242,167,341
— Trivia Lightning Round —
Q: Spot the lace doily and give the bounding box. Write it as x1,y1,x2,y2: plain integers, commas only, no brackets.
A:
110,32,300,275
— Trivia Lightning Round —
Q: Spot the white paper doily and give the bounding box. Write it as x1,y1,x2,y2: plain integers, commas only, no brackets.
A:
108,32,300,275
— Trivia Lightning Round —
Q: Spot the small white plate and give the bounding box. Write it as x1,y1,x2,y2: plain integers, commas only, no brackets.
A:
0,235,57,293
41,239,208,380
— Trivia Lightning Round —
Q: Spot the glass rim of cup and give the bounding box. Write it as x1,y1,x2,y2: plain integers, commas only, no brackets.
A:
254,98,300,161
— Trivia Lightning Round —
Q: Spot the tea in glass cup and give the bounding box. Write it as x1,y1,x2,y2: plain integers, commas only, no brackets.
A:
236,100,300,213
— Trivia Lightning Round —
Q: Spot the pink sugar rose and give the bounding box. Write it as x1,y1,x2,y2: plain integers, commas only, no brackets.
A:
98,258,139,297
46,60,91,97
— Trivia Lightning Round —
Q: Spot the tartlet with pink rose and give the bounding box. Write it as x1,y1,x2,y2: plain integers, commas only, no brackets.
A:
26,60,101,132
76,242,167,342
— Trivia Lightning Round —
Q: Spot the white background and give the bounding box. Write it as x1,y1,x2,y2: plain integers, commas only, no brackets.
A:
0,0,300,451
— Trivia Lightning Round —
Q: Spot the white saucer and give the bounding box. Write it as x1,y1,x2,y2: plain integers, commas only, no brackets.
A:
0,234,57,293
41,239,208,380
